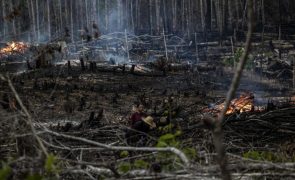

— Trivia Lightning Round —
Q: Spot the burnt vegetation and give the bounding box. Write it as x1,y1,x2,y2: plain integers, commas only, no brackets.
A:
1,0,295,179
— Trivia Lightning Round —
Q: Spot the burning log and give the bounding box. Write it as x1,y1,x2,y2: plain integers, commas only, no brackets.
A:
0,41,29,58
203,92,255,115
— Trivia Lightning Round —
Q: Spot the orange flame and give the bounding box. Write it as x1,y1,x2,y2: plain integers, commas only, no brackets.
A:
0,41,28,57
204,92,254,115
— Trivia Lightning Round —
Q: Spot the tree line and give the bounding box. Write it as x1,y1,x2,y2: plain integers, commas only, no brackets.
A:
1,0,295,42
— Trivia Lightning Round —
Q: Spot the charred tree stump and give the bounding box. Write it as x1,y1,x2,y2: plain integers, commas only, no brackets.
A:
26,60,32,70
122,64,126,73
93,62,97,71
67,60,71,74
130,64,136,74
78,109,103,129
78,96,86,111
88,61,97,72
80,58,85,71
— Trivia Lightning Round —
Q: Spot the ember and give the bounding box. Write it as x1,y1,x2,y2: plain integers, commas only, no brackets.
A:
0,41,29,57
204,92,255,115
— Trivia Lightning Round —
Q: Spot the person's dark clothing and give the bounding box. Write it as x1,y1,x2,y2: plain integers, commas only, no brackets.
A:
126,120,150,146
133,120,150,133
129,112,146,126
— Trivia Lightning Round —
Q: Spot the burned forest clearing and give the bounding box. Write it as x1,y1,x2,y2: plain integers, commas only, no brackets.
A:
1,0,295,179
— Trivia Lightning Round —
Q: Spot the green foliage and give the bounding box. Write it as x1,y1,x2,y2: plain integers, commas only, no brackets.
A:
118,162,131,173
120,151,129,158
242,150,292,162
156,133,179,148
182,147,197,159
0,164,12,180
234,48,245,63
45,154,60,175
158,124,181,135
158,123,173,133
155,131,198,171
134,160,149,169
223,48,244,67
264,51,273,58
243,151,261,160
25,174,43,180
223,47,254,70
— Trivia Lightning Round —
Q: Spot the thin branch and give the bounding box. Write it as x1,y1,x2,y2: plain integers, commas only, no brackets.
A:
3,74,48,156
60,158,120,177
213,0,254,180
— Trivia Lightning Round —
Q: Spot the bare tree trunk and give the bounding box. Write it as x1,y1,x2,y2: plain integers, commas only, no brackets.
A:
235,0,240,31
47,0,51,41
30,0,36,41
70,0,74,42
228,0,234,31
215,0,223,45
130,0,135,32
36,0,40,41
105,0,108,32
135,0,139,31
85,0,89,28
76,0,81,32
156,0,160,34
93,0,97,24
172,0,177,32
163,0,168,33
117,0,121,30
9,0,17,37
59,0,63,33
223,0,228,35
241,0,248,30
205,0,212,32
261,0,265,25
181,0,185,33
2,0,7,38
261,0,265,43
26,0,32,41
278,0,282,40
64,0,69,27
200,0,205,32
149,0,153,35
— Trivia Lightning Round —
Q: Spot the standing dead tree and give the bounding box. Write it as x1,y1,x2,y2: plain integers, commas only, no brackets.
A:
212,0,254,180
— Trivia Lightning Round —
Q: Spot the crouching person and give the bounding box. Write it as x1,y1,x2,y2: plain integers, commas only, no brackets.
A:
126,116,156,146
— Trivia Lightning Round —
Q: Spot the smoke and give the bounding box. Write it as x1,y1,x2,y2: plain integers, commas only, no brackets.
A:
95,0,134,35
105,53,129,65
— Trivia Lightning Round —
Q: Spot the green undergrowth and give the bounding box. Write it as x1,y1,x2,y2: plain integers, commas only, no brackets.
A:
243,150,295,162
119,125,198,173
0,153,61,180
223,47,254,70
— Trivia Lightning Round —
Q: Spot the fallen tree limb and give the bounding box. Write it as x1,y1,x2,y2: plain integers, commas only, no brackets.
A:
44,129,190,167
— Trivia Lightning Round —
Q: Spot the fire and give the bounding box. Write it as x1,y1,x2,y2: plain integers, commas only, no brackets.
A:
204,92,254,115
0,41,28,57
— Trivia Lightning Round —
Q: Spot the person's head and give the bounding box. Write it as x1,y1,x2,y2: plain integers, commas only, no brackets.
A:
132,105,138,112
138,104,144,113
